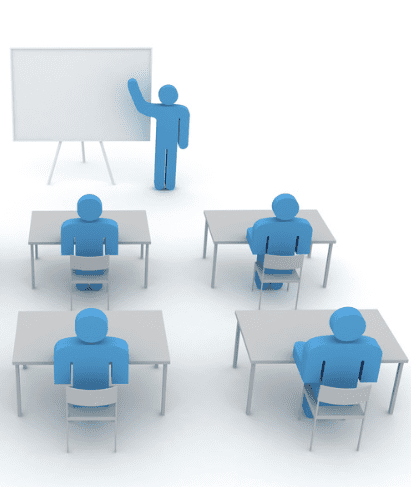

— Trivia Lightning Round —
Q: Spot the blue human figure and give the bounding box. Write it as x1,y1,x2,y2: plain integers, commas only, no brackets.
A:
246,194,313,290
128,78,190,190
54,308,129,390
293,307,382,418
61,194,118,291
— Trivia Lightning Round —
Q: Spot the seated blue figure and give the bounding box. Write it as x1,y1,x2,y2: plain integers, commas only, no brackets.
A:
54,308,129,391
61,194,118,291
128,78,190,191
293,307,383,418
247,194,313,290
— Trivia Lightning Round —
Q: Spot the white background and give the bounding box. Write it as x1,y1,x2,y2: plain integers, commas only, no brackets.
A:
0,1,410,486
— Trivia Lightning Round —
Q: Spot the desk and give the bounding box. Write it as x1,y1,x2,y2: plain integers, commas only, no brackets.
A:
233,309,408,415
28,210,151,289
12,310,170,416
203,210,336,288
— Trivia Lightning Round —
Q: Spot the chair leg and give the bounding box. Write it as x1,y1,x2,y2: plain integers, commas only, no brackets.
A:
287,283,289,292
295,282,301,310
258,286,263,310
309,418,317,451
70,288,73,311
66,421,69,453
107,283,109,310
357,418,365,451
114,414,117,453
298,387,305,420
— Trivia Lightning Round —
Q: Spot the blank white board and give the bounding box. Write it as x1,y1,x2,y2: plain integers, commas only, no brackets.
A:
11,48,152,141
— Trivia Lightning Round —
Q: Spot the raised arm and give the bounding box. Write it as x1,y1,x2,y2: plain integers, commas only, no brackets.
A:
178,106,190,149
61,220,75,255
128,78,158,118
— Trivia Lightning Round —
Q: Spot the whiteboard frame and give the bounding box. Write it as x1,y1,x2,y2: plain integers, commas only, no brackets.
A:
11,48,153,142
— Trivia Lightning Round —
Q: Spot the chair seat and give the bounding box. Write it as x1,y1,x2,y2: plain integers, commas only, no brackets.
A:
71,274,109,284
255,262,300,283
67,403,116,421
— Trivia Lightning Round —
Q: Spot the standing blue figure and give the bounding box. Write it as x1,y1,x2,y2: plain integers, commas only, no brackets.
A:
293,307,382,418
246,194,313,290
128,78,190,190
61,194,118,291
54,308,129,390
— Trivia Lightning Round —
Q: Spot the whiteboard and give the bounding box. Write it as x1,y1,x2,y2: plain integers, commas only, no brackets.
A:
11,48,152,141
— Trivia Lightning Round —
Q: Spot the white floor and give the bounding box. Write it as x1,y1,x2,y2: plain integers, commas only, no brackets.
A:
1,2,410,486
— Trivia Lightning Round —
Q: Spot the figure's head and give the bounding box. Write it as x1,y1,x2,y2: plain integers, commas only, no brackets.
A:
77,194,102,222
159,84,178,105
329,307,366,342
75,308,108,343
272,194,299,221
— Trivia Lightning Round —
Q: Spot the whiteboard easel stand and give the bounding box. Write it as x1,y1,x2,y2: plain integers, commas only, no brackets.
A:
47,141,116,185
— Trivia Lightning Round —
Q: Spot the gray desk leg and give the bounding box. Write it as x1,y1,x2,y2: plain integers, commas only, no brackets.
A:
308,243,312,258
233,322,241,368
15,365,22,417
203,219,209,258
323,243,334,288
389,363,404,414
211,244,218,288
144,244,149,288
140,244,144,259
30,244,35,289
246,364,256,415
35,245,38,259
161,364,168,415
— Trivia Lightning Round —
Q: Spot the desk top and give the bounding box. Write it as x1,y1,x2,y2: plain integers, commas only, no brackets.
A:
204,210,336,245
28,210,151,245
13,311,170,365
235,309,408,365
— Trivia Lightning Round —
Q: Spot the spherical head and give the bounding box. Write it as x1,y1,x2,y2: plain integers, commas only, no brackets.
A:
272,194,299,221
75,308,108,343
159,85,178,105
77,194,102,222
329,307,366,342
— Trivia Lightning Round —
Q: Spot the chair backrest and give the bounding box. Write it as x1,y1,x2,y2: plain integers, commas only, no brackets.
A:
263,254,304,270
317,385,372,406
70,255,110,271
66,386,117,407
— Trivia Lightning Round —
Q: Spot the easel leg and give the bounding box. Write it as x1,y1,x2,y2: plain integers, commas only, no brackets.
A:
99,141,116,185
81,141,86,162
47,141,62,185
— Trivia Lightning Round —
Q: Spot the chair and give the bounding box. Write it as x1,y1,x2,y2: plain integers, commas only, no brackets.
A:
70,255,110,310
65,386,118,453
252,254,304,309
301,383,372,451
